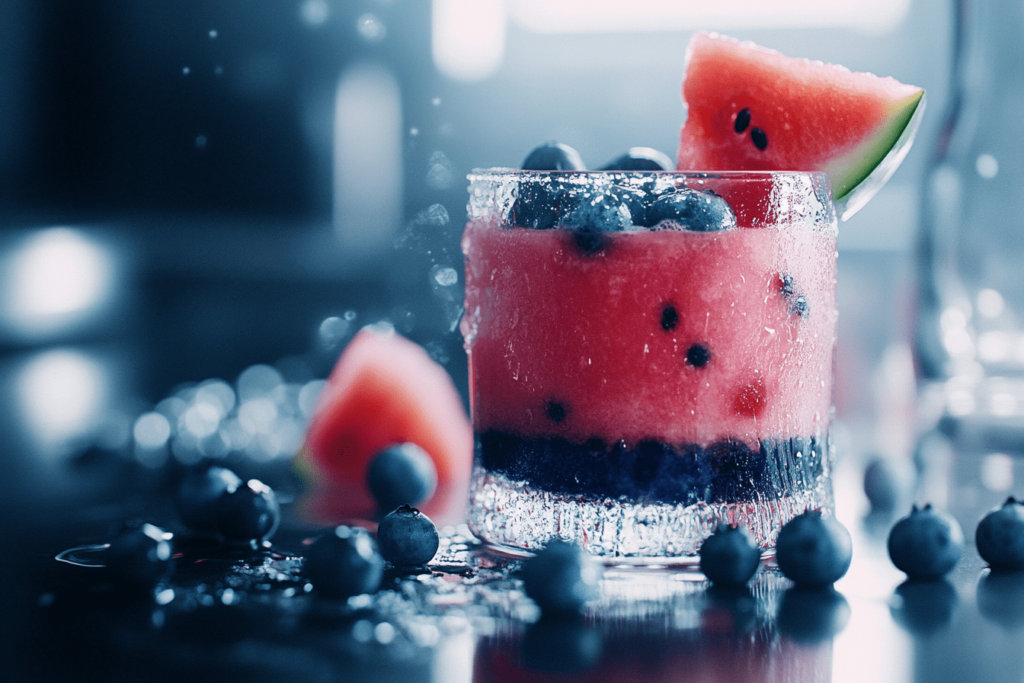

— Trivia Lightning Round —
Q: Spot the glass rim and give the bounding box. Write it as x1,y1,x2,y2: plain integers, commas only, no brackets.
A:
468,167,831,182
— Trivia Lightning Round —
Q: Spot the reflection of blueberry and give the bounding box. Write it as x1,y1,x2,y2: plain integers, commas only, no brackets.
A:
704,584,757,632
521,540,602,616
521,615,603,672
644,189,737,231
977,570,1024,630
887,504,963,580
177,466,242,533
306,526,384,599
698,523,761,586
107,523,174,587
366,443,438,516
776,510,852,586
890,579,957,636
216,479,281,542
522,142,586,171
376,505,439,568
600,147,673,171
976,497,1024,571
777,586,850,643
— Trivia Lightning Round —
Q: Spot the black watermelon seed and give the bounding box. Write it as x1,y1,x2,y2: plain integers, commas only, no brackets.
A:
546,401,567,423
686,344,711,368
751,127,768,151
660,305,679,331
572,229,606,255
734,108,751,134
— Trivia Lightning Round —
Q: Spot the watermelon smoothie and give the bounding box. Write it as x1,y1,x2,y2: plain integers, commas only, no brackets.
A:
462,170,837,558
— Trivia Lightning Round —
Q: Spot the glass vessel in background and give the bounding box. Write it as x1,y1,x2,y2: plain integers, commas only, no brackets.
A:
461,170,838,559
917,0,1024,441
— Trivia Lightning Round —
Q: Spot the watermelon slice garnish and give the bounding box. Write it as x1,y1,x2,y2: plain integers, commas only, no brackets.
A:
677,32,925,221
296,325,473,526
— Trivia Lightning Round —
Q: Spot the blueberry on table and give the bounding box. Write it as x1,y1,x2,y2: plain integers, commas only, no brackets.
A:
600,147,673,171
177,466,242,533
776,585,851,643
306,526,384,599
887,503,963,580
216,478,281,543
521,142,586,171
698,522,761,586
520,539,602,616
106,523,174,586
376,505,440,568
643,188,737,231
775,510,852,586
975,496,1024,571
366,443,438,516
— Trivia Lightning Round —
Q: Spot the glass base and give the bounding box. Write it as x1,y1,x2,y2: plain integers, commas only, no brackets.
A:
467,466,833,560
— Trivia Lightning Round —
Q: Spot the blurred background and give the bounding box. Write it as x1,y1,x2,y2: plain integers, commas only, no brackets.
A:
0,0,949,515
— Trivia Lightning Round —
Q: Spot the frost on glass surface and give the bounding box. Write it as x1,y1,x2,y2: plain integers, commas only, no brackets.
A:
468,449,834,560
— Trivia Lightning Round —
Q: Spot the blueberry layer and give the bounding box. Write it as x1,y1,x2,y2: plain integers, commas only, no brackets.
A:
476,431,827,506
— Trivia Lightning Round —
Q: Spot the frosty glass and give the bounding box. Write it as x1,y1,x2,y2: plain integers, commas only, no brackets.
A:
462,170,838,559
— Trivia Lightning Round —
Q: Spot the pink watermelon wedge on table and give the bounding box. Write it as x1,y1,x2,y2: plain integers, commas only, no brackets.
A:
677,32,925,220
296,325,473,526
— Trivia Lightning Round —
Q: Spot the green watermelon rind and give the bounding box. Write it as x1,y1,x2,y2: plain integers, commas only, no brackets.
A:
829,89,926,221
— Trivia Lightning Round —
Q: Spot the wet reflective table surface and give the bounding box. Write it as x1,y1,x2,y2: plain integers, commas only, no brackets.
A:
3,430,1024,683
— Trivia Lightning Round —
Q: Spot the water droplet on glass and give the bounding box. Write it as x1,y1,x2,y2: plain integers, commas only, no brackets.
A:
182,66,191,75
432,97,441,106
976,153,998,179
352,619,374,643
214,65,224,76
300,0,329,26
432,266,458,287
134,412,171,449
195,135,208,150
344,309,358,321
237,364,284,402
356,13,386,42
318,315,351,350
208,29,218,39
298,380,325,419
374,621,396,644
410,127,419,136
426,151,455,190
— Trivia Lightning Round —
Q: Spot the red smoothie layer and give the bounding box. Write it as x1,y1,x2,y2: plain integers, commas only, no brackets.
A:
462,219,836,450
